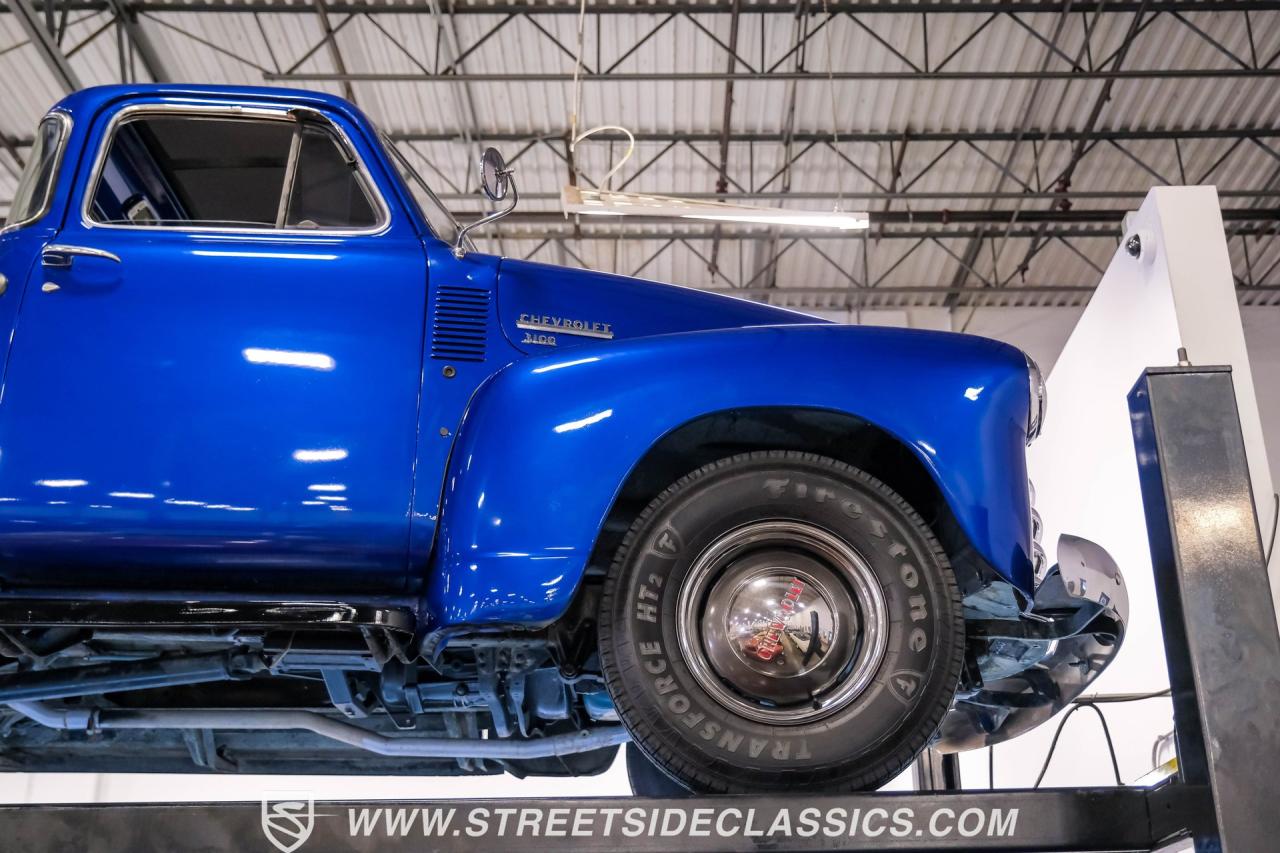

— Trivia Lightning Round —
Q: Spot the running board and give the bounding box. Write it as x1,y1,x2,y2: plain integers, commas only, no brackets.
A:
0,593,417,633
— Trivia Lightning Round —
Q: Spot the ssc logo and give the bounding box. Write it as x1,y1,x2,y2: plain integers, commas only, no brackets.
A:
261,794,315,852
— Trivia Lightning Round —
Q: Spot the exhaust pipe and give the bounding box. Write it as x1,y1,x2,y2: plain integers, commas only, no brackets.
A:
8,700,629,760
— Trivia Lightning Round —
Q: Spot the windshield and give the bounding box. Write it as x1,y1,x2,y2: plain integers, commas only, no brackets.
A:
7,113,68,229
379,131,461,244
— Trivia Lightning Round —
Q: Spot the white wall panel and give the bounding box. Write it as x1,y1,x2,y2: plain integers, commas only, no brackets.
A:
958,188,1277,790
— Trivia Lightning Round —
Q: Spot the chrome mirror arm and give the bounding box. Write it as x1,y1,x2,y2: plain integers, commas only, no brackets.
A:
453,179,518,259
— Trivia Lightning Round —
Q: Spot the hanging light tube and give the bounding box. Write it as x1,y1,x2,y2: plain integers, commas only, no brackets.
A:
561,186,870,231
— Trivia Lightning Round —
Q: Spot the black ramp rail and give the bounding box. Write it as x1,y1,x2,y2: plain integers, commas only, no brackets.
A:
0,790,1157,852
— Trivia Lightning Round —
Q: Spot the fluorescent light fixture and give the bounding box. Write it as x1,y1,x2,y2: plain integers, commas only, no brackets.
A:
308,484,346,492
36,479,87,488
109,491,155,499
562,186,869,231
243,348,335,371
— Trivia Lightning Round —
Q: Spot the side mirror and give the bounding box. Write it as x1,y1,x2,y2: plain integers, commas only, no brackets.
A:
480,147,511,202
454,148,518,258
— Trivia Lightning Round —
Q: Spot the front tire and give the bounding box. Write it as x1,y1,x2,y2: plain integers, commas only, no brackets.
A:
625,742,692,797
598,451,962,794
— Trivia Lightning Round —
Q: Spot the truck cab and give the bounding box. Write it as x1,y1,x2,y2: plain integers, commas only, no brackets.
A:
0,85,798,595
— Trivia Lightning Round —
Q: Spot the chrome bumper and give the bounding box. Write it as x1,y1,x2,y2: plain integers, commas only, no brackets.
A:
932,534,1129,753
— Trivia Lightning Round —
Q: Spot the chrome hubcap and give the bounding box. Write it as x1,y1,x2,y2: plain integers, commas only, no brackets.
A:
676,520,889,724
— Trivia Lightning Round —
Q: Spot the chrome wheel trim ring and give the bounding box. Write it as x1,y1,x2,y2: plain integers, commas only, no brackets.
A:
675,520,890,725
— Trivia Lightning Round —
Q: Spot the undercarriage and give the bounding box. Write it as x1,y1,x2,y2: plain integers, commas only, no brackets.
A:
0,594,624,776
0,532,1124,779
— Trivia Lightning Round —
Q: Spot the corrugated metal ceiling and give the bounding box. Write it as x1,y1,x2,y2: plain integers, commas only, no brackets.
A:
1,1,1277,308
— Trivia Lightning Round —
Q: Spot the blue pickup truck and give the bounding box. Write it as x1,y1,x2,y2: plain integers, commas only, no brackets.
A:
0,85,1126,795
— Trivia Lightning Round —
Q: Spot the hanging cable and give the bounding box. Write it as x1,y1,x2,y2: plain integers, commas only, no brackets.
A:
565,0,636,192
571,125,636,190
1033,702,1123,788
1021,687,1171,789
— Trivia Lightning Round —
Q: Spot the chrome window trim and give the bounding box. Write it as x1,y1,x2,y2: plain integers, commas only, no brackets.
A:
1,110,72,236
79,102,392,237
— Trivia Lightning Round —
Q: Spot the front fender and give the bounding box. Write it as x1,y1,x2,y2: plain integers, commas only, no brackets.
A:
427,324,1033,629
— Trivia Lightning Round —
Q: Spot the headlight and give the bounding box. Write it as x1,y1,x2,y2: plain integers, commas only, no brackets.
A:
1026,355,1047,445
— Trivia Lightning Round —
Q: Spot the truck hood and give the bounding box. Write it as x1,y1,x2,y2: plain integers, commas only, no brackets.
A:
496,258,824,354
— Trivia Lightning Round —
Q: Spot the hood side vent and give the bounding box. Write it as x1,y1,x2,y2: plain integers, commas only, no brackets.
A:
432,284,490,362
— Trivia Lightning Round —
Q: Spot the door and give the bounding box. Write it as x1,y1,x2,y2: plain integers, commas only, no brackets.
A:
0,101,427,593
0,113,71,401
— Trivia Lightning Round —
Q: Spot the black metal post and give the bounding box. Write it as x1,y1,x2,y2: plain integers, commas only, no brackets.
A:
1129,366,1280,852
912,749,963,792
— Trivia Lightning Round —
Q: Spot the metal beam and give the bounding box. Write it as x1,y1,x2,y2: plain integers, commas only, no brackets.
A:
707,0,743,276
944,0,1078,306
755,0,811,291
104,0,170,81
707,284,1102,297
397,126,1280,143
0,134,24,175
442,274,1276,309
9,0,82,92
29,1,1280,15
265,67,1280,83
484,223,1280,241
437,189,1280,202
12,126,1276,147
992,0,1153,306
426,0,503,254
314,0,355,103
490,207,1280,227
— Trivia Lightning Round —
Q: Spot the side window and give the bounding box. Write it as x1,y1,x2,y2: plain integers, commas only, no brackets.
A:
6,113,69,230
88,112,382,231
91,116,293,228
286,125,378,229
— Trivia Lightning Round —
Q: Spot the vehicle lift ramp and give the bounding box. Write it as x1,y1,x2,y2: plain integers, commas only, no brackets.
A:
0,368,1272,851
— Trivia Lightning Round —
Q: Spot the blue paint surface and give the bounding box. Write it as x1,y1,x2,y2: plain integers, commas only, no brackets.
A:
0,85,1034,623
430,324,1033,628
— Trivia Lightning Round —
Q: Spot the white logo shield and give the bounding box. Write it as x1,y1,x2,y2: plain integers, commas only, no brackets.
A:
261,793,315,853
